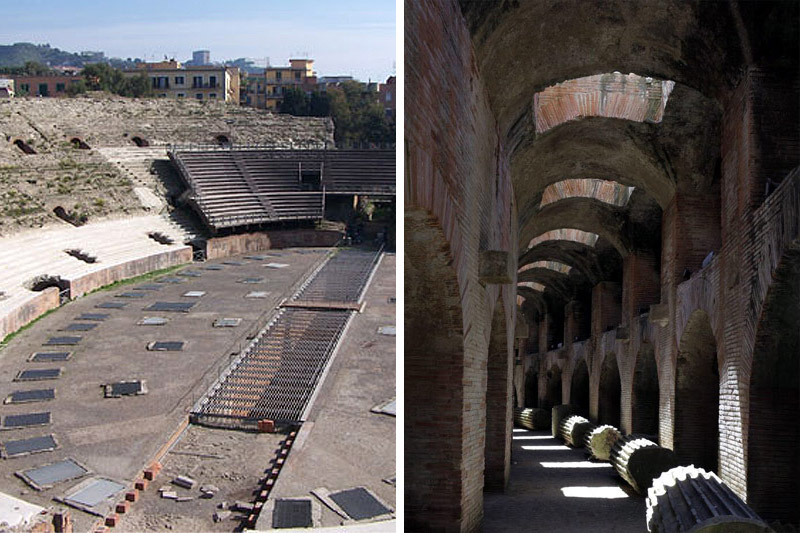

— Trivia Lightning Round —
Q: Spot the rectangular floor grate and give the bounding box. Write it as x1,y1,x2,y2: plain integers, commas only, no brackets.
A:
147,341,184,351
18,458,88,490
29,352,71,363
146,302,195,312
116,292,145,299
273,499,313,529
133,284,161,291
104,381,147,397
5,389,55,404
191,249,381,430
2,434,58,458
61,323,97,332
96,302,127,309
193,308,350,426
2,412,51,429
44,336,81,346
76,313,109,321
156,277,184,284
329,487,391,520
291,250,379,303
138,317,168,326
15,369,62,382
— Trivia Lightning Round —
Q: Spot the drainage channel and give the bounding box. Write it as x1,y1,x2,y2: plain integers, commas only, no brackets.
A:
190,248,382,430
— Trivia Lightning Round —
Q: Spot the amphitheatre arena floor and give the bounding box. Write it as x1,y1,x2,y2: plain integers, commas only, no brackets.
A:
0,247,395,531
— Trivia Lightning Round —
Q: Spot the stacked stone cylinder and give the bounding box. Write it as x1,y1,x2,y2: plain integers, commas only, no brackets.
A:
646,466,770,532
513,407,550,430
610,435,680,494
559,415,596,448
583,425,622,461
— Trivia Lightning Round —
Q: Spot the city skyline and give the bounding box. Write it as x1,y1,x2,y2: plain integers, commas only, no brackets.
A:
0,0,395,82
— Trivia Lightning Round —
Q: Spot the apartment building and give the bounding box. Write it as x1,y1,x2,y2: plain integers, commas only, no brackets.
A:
264,59,317,110
125,61,240,103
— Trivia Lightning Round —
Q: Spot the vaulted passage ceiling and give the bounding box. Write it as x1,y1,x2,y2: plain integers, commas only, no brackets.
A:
457,0,798,318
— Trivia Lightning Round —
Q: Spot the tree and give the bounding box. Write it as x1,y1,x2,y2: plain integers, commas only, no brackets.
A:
80,63,152,97
279,87,309,115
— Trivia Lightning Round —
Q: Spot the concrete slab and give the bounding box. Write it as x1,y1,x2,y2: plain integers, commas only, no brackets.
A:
0,491,45,528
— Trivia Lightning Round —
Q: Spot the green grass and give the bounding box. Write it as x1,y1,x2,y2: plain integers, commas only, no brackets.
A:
0,262,187,348
82,263,186,296
0,306,60,348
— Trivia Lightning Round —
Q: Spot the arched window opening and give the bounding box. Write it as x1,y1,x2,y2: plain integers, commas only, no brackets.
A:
540,179,635,208
534,72,675,133
527,229,599,252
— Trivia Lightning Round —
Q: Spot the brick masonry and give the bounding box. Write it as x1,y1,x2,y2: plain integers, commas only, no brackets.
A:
406,2,799,529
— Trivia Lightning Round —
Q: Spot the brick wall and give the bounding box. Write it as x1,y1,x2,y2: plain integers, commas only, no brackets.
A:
406,0,516,526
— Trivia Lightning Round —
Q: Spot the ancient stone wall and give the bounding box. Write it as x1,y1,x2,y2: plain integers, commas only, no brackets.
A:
0,95,332,234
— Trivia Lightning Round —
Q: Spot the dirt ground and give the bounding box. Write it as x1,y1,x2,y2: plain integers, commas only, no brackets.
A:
117,424,287,532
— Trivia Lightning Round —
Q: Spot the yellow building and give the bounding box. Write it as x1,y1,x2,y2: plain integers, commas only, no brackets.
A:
124,61,240,104
264,59,317,111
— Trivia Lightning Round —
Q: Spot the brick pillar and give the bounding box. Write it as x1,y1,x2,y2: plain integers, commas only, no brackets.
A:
405,211,471,531
591,282,622,337
621,252,660,325
484,303,512,493
538,315,551,354
564,300,590,345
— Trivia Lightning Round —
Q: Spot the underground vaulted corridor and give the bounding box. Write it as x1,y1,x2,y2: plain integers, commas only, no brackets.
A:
405,1,799,531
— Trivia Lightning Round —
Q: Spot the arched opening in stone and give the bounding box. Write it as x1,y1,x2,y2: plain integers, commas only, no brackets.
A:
70,137,91,150
570,358,590,417
404,208,466,530
747,249,799,525
484,297,511,492
632,343,659,437
25,274,69,293
131,136,150,147
544,365,562,409
598,352,621,427
13,139,37,155
524,367,538,408
215,135,231,146
674,310,719,472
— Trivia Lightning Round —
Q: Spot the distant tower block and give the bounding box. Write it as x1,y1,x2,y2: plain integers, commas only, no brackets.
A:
193,50,210,65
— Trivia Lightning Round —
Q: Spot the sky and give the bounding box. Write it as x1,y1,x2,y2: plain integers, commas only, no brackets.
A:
1,0,396,82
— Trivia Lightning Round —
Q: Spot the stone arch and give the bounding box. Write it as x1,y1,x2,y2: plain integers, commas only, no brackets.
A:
215,134,231,146
131,136,150,147
485,296,512,492
404,208,467,531
632,342,659,437
25,274,69,293
746,249,799,524
598,352,621,426
544,364,562,409
13,139,36,154
524,366,539,408
674,309,719,472
570,358,590,417
70,137,90,150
